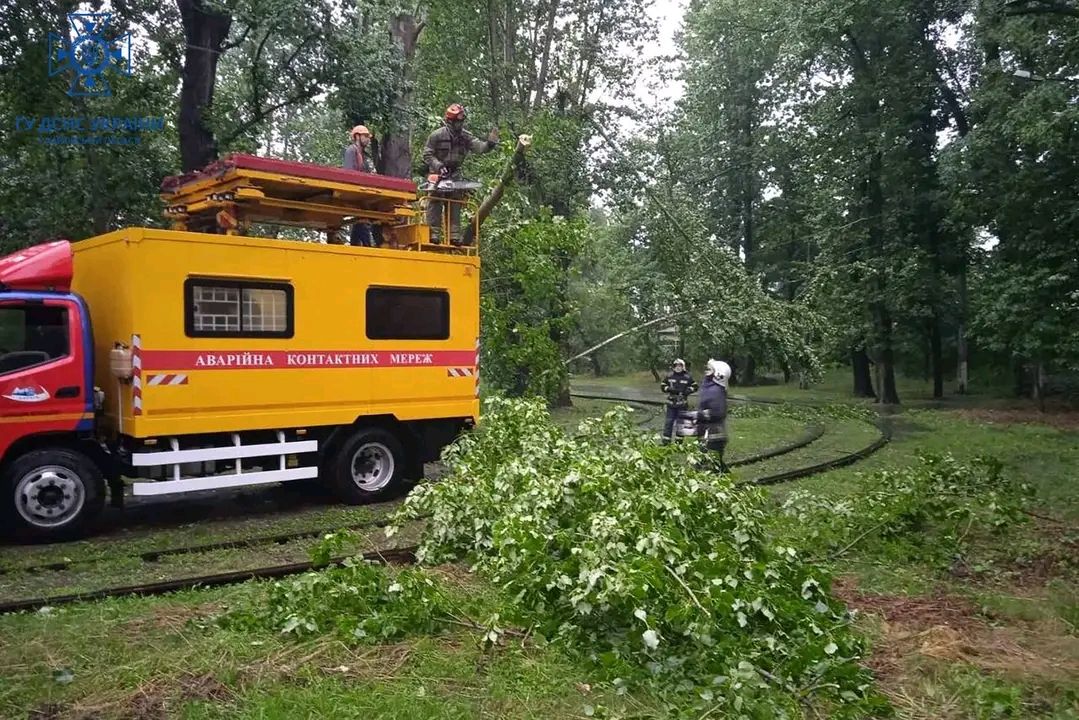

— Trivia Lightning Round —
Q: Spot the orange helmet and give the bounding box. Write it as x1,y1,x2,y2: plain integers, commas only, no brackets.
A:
444,104,466,121
349,124,371,138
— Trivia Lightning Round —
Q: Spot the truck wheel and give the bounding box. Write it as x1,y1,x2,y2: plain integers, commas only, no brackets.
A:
329,427,407,504
3,448,106,542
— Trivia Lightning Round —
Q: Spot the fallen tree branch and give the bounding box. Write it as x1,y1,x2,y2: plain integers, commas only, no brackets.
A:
462,134,532,245
563,311,689,367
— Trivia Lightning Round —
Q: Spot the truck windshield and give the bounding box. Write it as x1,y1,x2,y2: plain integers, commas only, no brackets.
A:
0,305,69,375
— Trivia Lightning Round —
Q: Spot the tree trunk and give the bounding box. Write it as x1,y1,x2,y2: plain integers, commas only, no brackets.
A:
852,347,876,398
872,351,883,403
530,0,561,112
743,355,756,385
878,321,900,404
380,14,423,178
867,149,900,406
922,329,931,382
1013,358,1027,398
486,0,502,118
589,353,602,377
177,0,232,172
649,364,661,383
930,313,944,399
957,267,969,394
1033,360,1046,412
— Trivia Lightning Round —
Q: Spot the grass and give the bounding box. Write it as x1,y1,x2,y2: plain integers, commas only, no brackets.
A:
574,366,1055,411
0,574,654,719
0,374,1076,718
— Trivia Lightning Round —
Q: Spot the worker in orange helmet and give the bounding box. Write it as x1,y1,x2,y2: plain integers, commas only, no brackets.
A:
343,124,378,247
422,104,499,244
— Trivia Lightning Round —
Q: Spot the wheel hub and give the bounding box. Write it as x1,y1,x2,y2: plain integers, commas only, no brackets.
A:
350,442,395,491
15,466,85,528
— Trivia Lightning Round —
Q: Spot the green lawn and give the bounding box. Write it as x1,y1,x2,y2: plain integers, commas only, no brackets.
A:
0,383,1076,719
573,366,1049,411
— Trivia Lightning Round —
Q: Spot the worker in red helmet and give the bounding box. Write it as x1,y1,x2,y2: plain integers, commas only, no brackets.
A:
343,124,378,247
422,104,499,244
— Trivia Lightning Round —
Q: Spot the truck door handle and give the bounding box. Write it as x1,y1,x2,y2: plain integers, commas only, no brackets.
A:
55,386,81,399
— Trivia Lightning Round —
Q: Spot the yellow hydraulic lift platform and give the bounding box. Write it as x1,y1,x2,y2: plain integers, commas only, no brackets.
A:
159,153,478,255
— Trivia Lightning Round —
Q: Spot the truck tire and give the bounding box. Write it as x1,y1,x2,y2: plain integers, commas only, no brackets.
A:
328,427,408,504
3,448,106,542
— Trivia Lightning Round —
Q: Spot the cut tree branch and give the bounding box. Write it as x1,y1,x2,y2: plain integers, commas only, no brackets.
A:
563,312,689,366
462,134,532,245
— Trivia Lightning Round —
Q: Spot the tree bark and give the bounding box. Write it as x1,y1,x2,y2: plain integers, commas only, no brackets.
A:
380,14,424,178
649,364,661,383
743,355,756,385
177,0,232,172
1033,360,1047,412
930,313,944,399
486,0,502,119
531,0,560,112
957,266,969,394
868,150,900,405
462,135,531,244
589,353,602,377
852,347,876,398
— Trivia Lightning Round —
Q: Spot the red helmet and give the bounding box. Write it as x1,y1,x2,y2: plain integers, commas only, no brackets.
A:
444,104,466,121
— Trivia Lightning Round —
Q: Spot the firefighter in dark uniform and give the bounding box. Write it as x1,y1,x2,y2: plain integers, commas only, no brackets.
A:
660,358,698,444
422,104,499,245
697,359,731,473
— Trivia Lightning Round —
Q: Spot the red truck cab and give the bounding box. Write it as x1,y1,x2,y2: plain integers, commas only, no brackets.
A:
0,242,106,540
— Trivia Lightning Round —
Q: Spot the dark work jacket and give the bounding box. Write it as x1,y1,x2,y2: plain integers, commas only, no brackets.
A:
697,378,728,439
422,124,495,176
660,370,698,409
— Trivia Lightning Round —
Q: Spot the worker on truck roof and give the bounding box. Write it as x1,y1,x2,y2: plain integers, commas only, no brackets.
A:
343,124,379,248
422,104,498,245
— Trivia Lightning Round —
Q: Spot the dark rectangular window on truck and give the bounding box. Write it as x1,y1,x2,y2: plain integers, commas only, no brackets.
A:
366,288,450,340
0,305,69,375
185,279,294,338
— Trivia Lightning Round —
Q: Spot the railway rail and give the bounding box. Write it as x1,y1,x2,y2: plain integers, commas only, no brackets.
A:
0,391,889,615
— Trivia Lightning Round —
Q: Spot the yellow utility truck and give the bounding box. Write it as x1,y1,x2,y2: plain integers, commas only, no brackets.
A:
0,155,479,540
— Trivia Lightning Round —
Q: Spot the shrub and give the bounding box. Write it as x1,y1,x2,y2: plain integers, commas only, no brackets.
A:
391,397,887,717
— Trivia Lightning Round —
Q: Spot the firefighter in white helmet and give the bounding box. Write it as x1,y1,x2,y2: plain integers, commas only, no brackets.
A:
697,358,731,472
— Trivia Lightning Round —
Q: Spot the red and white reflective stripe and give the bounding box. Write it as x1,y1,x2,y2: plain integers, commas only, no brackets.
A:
132,334,142,416
147,373,189,386
447,368,475,378
140,349,476,370
474,338,480,398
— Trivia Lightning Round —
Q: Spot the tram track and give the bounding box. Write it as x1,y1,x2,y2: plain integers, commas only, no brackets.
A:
0,510,411,577
0,391,889,615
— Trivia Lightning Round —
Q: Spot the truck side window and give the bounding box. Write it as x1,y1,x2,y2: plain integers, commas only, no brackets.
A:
0,306,69,375
366,288,450,340
185,279,294,338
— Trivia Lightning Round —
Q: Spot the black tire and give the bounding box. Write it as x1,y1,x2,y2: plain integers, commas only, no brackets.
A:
3,448,106,542
328,427,408,504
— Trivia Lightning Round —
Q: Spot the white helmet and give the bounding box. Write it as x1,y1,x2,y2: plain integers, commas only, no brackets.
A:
673,358,685,368
706,359,731,388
